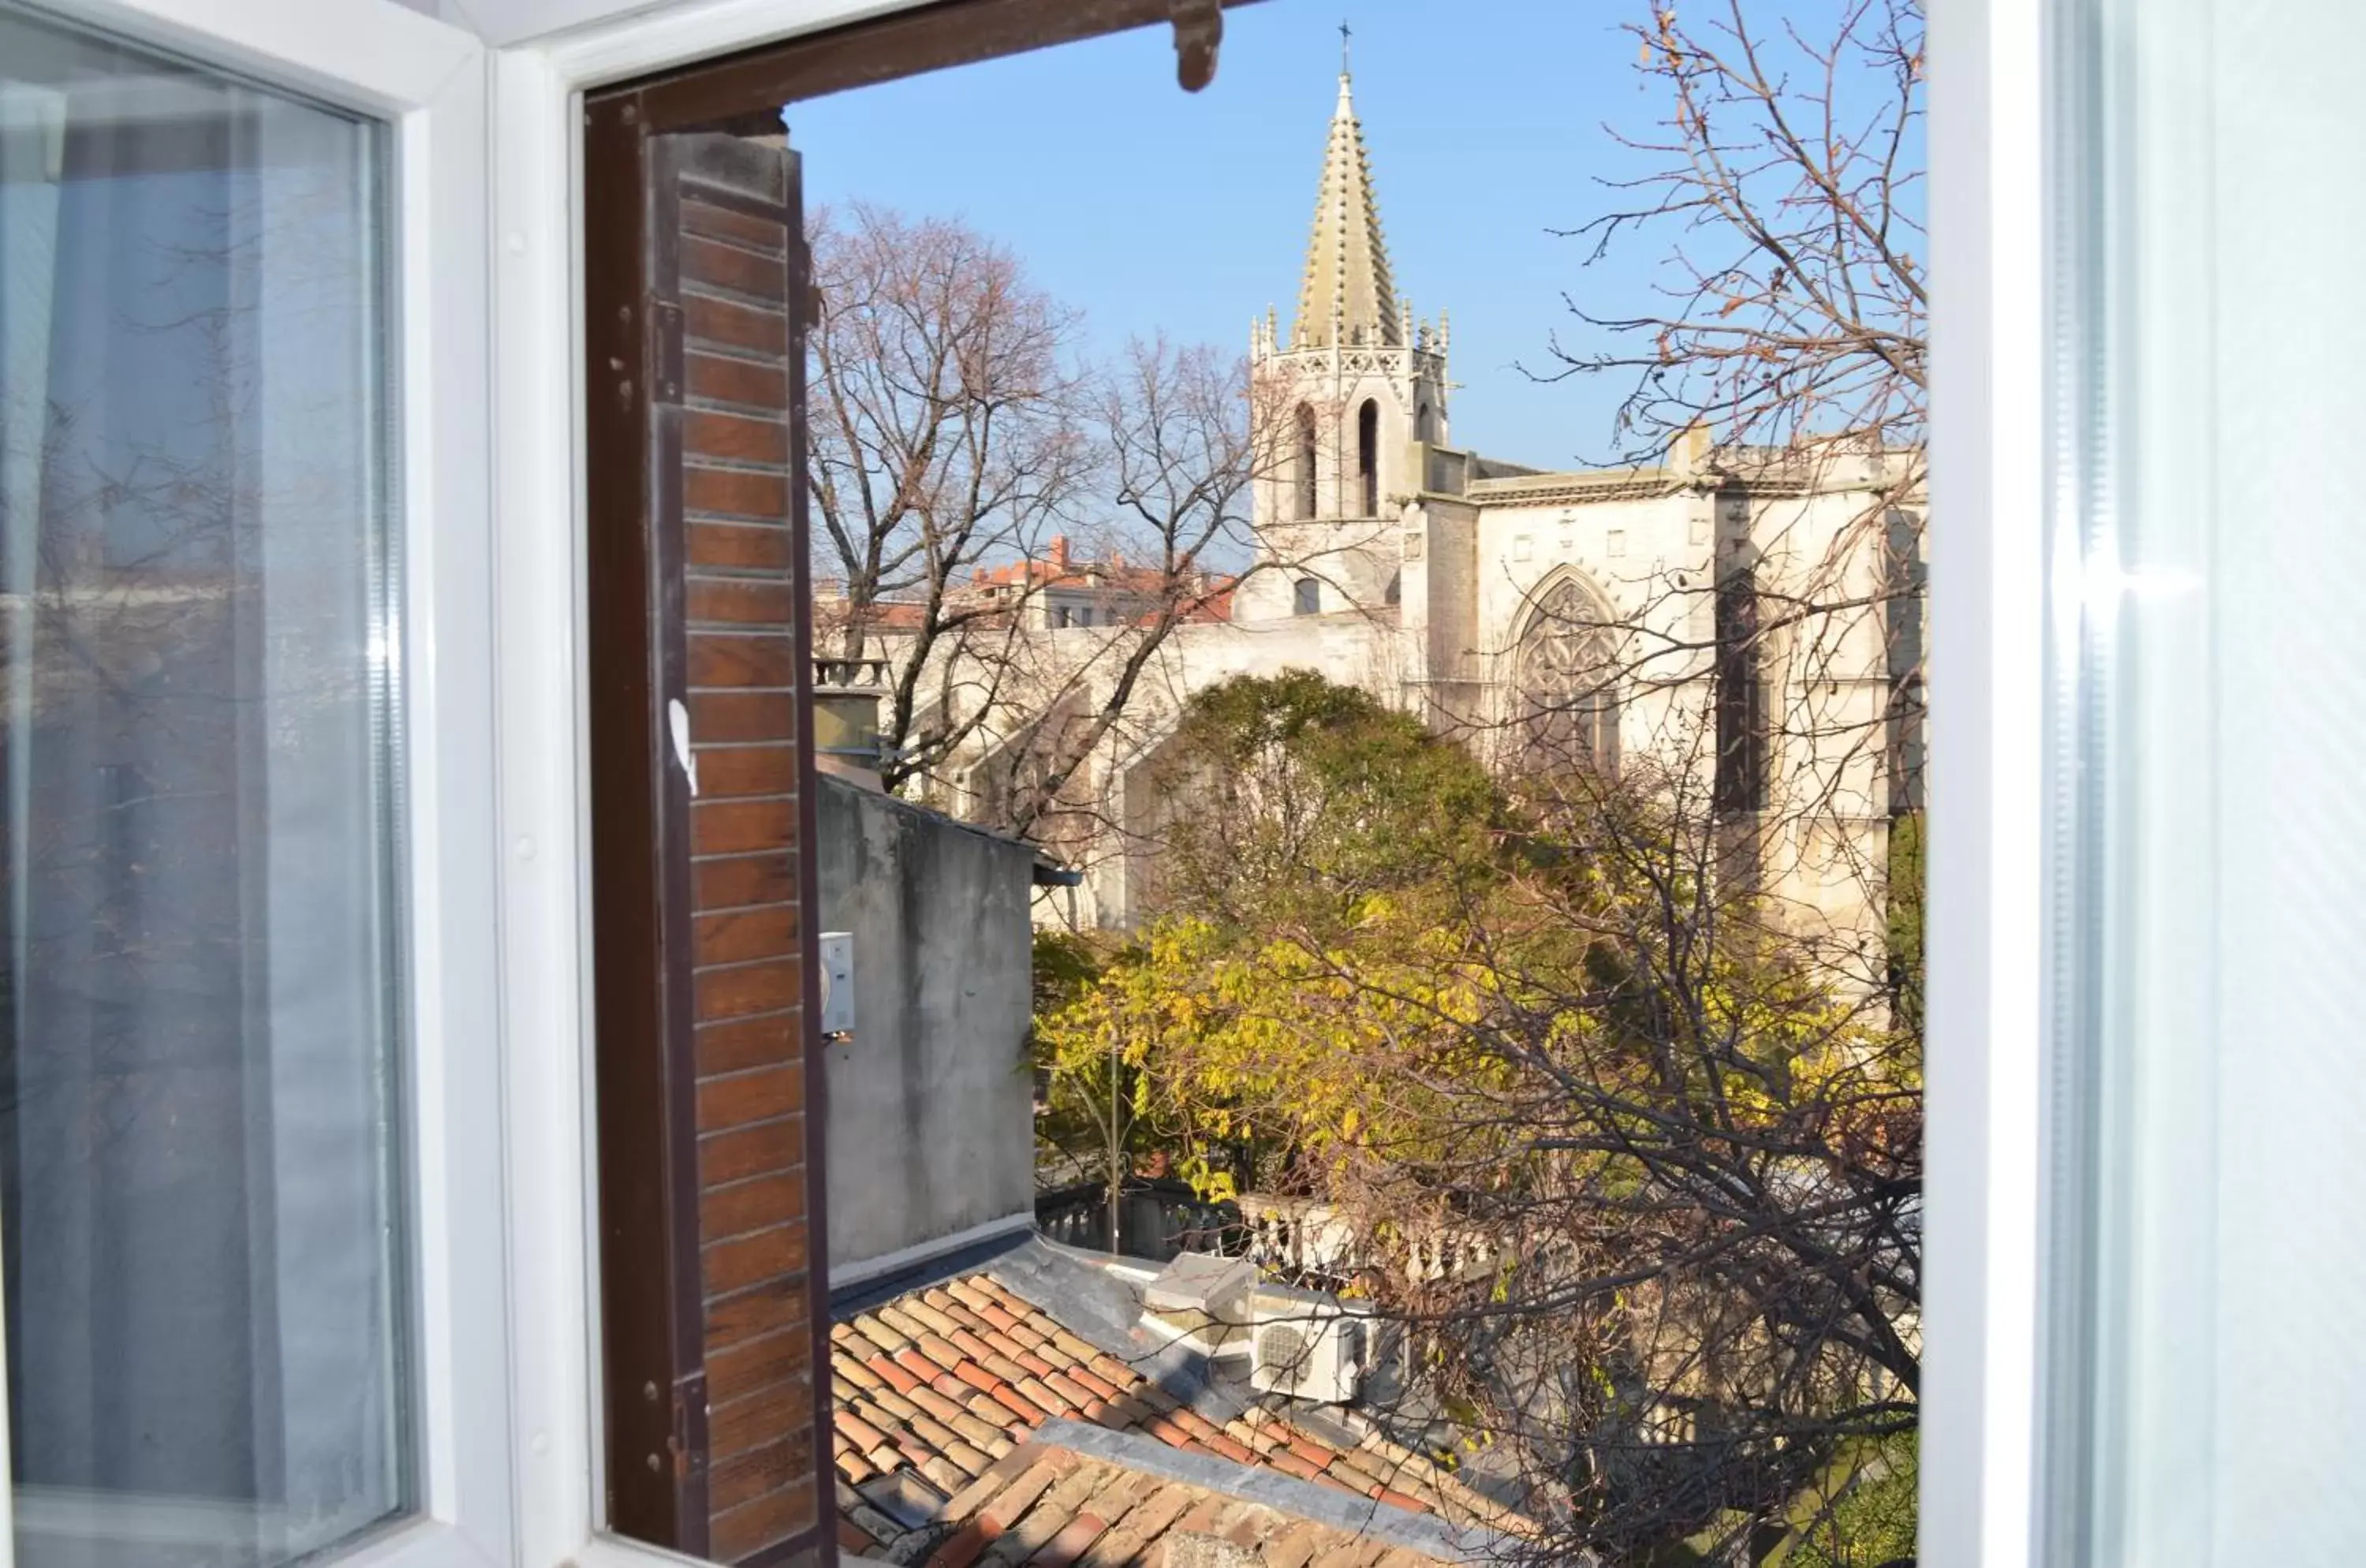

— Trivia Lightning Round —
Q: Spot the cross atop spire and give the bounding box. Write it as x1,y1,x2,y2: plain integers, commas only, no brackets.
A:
1290,50,1399,350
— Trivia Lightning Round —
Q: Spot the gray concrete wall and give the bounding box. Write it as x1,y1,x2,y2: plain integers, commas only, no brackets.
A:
816,775,1036,1276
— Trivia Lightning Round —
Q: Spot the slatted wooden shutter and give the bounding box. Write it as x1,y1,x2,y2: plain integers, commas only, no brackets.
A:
586,110,831,1568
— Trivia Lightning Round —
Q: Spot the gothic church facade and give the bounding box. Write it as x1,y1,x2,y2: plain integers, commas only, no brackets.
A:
919,66,1920,973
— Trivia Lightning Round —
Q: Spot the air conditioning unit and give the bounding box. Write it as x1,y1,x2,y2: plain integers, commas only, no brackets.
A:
1248,1286,1366,1405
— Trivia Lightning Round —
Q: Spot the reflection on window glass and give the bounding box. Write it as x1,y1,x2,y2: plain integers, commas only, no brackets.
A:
0,5,406,1565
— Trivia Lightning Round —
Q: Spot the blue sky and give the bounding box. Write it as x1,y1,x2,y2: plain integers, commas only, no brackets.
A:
785,2,1670,470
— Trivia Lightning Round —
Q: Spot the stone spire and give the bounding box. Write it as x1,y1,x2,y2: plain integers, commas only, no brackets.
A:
1290,64,1399,350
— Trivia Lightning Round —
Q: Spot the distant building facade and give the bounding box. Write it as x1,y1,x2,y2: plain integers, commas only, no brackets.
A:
839,65,1922,975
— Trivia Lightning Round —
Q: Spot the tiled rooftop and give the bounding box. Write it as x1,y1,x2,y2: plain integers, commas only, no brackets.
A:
829,1260,1523,1562
879,1424,1480,1566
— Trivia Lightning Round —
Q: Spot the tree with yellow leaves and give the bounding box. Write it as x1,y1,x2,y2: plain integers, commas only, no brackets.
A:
1039,674,1920,1564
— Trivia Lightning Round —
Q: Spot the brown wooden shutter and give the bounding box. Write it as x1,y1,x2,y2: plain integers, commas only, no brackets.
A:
586,109,830,1568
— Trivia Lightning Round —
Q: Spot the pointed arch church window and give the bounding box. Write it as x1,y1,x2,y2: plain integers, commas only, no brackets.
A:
1294,404,1318,521
1357,399,1379,515
1514,579,1620,776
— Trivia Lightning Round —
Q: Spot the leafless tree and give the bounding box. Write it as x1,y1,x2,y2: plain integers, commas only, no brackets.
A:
1379,6,1930,1552
976,335,1290,844
806,202,1088,790
1080,6,1934,1554
1110,751,1920,1562
1553,0,1924,465
808,208,1293,838
1519,0,1928,1002
1364,763,1916,1564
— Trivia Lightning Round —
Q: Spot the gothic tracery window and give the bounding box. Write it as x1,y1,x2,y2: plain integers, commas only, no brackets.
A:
1514,579,1620,775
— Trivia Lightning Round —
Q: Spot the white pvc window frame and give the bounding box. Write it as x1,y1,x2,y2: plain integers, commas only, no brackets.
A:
389,0,2073,1564
492,8,2053,1568
1921,1,2050,1566
0,3,506,1568
491,6,921,1568
0,0,2069,1565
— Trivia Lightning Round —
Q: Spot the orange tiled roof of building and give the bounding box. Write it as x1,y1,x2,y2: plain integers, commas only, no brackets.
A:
894,1428,1482,1566
829,1266,1522,1562
1178,581,1236,623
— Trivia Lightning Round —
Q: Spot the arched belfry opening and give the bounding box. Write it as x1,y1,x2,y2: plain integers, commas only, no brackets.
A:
1357,399,1379,516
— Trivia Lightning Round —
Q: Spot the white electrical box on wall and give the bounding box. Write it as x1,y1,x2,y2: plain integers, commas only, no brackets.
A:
817,931,854,1037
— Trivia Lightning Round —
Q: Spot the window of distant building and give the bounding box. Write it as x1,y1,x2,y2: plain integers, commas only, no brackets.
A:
1714,566,1768,816
1293,578,1320,616
1514,577,1620,775
1294,403,1318,520
1357,398,1379,515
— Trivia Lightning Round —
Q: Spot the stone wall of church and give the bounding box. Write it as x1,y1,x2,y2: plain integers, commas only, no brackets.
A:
859,461,1910,980
1232,517,1401,622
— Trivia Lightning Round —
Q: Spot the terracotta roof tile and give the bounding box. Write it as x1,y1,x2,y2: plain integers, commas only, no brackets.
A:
1266,1449,1323,1484
852,1317,906,1355
868,1386,923,1422
1081,1481,1192,1564
1174,1494,1228,1535
1032,1509,1113,1568
1045,1372,1099,1411
985,1383,1042,1425
828,1265,1519,1561
1014,1377,1075,1419
924,1521,993,1568
972,1453,1072,1533
867,1353,920,1395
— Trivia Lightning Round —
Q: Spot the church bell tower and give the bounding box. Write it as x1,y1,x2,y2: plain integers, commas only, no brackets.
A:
1239,43,1449,623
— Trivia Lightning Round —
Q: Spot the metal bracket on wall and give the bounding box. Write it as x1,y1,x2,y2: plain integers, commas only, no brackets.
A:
1171,0,1222,91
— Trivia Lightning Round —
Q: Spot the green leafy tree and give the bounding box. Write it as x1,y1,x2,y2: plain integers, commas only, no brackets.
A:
1144,670,1507,935
1040,676,1920,1562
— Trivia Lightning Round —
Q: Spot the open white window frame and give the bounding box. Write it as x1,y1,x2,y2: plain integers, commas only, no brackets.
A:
0,1,2040,1567
0,3,506,1568
491,6,920,1568
1922,1,2051,1566
495,2,2062,1567
0,0,2067,1562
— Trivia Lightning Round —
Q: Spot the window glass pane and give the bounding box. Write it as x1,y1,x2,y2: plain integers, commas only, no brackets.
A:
0,6,405,1566
2049,0,2366,1560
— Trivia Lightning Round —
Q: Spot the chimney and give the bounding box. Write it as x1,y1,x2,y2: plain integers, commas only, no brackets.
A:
1670,417,1713,479
811,655,888,790
1049,535,1069,572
